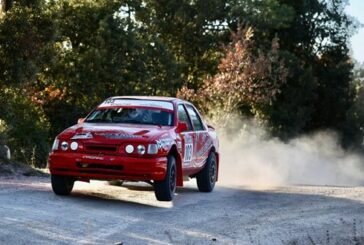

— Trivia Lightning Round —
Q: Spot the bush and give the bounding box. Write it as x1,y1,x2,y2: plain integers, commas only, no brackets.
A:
0,88,50,167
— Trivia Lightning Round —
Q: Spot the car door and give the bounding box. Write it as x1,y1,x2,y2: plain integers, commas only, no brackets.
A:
177,104,195,168
185,104,209,169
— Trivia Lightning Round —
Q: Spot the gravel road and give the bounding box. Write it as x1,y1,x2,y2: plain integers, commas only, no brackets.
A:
0,176,364,244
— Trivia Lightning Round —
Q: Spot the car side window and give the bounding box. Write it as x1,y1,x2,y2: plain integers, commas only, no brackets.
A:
186,105,205,131
178,105,193,131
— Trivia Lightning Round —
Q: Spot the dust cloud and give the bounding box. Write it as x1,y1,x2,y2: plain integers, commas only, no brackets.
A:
217,119,364,188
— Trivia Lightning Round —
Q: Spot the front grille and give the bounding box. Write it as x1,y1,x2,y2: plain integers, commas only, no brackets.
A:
54,167,123,176
76,162,123,171
85,144,117,153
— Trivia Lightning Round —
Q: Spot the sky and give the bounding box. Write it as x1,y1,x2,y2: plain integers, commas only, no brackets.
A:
347,0,364,63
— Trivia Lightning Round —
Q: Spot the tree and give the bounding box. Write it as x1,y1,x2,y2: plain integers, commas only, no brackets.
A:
342,62,364,147
273,0,356,140
0,88,50,166
0,0,183,165
135,0,229,89
231,0,357,141
178,27,288,127
33,0,183,136
0,0,54,165
0,0,56,87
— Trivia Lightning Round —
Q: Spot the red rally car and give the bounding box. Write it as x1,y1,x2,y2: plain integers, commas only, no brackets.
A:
48,96,219,201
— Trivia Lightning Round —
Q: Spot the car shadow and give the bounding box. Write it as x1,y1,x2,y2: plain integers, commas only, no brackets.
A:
112,181,201,193
69,191,168,209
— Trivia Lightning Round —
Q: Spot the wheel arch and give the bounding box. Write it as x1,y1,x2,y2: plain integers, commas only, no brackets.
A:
168,144,183,187
209,146,219,182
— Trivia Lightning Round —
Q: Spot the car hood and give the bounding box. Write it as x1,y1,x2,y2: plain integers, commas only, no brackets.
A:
59,123,173,142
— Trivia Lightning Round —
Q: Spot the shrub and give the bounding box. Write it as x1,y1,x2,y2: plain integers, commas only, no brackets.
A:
0,88,50,167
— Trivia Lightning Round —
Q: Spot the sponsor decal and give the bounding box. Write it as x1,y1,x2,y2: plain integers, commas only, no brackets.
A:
196,137,213,158
94,133,142,139
156,138,174,150
82,155,104,160
99,99,174,110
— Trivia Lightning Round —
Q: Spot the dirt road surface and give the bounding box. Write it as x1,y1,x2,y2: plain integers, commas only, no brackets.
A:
0,176,363,244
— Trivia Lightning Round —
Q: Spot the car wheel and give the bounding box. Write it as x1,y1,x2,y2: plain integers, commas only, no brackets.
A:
196,152,217,192
51,175,75,196
154,155,176,201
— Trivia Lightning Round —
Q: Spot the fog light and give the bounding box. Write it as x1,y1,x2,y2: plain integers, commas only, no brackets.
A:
70,142,78,151
137,145,146,155
61,141,68,151
125,144,134,154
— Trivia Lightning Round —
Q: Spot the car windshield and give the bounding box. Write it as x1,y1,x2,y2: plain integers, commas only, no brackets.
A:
85,107,174,126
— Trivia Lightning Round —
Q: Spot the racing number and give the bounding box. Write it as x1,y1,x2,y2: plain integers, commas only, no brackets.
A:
184,143,193,163
104,99,114,104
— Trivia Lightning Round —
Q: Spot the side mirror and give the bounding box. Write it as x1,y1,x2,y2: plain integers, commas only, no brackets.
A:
78,118,85,124
177,122,188,133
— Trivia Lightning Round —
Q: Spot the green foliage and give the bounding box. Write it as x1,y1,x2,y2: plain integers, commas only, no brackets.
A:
0,88,50,166
237,0,357,143
228,0,294,30
42,0,182,135
270,0,356,142
266,52,317,138
135,0,229,88
342,64,364,147
309,47,354,131
0,0,56,86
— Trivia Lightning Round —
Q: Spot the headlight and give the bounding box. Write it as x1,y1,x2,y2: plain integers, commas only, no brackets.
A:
137,145,146,155
70,142,78,151
52,138,59,151
61,141,69,151
125,144,134,154
147,144,158,154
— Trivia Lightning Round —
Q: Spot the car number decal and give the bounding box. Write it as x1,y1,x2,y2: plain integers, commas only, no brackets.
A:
184,143,193,163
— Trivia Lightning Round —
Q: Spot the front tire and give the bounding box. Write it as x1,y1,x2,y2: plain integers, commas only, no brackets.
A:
196,152,217,192
154,155,176,201
51,175,74,196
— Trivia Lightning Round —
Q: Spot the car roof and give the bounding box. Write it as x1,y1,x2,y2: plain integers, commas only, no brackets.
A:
109,96,190,104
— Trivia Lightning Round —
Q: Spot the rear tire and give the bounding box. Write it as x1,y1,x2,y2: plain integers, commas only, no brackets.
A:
196,152,217,192
154,155,176,201
51,175,74,196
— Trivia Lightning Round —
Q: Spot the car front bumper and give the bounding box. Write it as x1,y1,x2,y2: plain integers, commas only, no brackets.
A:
48,152,168,181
